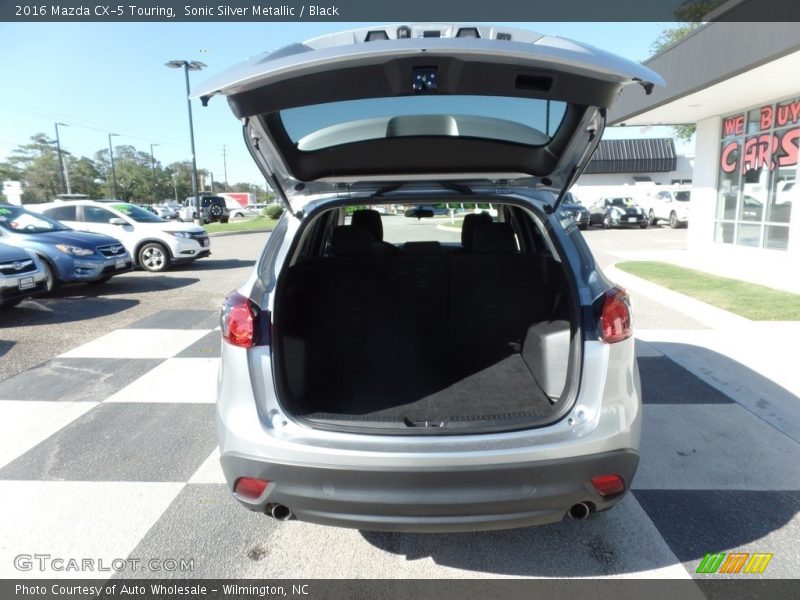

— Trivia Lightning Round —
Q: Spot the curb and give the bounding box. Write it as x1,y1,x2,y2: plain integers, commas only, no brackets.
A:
208,228,274,238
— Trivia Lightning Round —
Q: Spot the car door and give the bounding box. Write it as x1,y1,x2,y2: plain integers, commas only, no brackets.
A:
79,205,136,251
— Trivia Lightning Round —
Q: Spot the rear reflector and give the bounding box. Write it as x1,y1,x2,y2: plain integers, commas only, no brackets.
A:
591,474,625,497
234,477,269,499
599,286,632,344
221,290,269,348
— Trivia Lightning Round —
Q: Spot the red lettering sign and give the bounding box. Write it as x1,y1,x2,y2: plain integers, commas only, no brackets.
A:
779,128,800,167
760,105,773,130
723,114,744,137
775,100,800,128
720,141,739,173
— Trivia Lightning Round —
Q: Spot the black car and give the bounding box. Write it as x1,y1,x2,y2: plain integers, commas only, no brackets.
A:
179,195,229,224
588,197,648,229
558,192,590,230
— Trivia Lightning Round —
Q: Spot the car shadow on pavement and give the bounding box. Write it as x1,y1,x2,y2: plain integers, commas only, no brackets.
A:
0,296,140,327
174,259,256,271
0,340,15,357
360,343,800,577
49,275,200,297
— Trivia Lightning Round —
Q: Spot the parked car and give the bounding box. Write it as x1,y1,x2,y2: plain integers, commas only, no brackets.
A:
0,242,49,308
178,195,229,224
558,192,590,230
588,197,648,229
33,200,210,273
152,203,180,220
0,203,132,289
641,188,691,228
202,23,662,531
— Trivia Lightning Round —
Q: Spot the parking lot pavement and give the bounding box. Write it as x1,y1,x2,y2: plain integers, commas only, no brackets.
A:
0,309,797,579
0,226,797,580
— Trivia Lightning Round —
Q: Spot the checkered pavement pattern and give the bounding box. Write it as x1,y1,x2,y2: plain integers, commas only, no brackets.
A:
0,310,797,580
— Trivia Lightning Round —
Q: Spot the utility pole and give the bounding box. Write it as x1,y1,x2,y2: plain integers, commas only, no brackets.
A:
54,123,71,195
108,133,120,198
222,144,229,191
150,143,160,204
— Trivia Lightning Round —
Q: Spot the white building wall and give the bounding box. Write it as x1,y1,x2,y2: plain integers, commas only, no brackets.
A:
688,116,720,252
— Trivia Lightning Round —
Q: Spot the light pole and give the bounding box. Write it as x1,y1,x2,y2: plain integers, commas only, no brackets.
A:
107,133,120,198
150,143,160,204
222,144,229,191
165,59,206,226
54,122,71,195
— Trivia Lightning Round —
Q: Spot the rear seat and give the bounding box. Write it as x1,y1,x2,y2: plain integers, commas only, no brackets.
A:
448,222,546,355
282,221,549,393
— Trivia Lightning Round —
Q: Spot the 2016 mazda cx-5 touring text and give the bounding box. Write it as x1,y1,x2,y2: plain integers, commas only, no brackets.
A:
201,23,662,531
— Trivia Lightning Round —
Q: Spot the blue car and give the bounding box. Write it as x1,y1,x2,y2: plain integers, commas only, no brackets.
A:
0,204,133,290
0,242,49,308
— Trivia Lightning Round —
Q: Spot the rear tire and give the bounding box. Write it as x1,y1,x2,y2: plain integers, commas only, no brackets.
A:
640,220,648,229
138,242,170,272
649,209,657,226
220,217,229,224
603,215,611,229
669,211,679,229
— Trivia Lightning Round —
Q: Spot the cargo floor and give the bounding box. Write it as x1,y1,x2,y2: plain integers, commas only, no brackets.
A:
297,353,554,423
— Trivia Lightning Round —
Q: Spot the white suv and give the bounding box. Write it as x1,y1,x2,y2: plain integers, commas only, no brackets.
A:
642,188,691,228
35,200,210,272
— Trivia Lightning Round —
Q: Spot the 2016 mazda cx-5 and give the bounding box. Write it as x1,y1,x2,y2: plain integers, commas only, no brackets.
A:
199,23,662,531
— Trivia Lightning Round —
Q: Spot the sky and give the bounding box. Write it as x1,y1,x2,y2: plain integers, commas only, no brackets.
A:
0,21,688,188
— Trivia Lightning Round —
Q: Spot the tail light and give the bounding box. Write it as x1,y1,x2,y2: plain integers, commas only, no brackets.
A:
591,474,626,497
220,291,269,348
599,286,632,344
234,477,269,500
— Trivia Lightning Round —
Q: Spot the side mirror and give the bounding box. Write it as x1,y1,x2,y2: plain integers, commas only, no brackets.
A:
109,217,127,226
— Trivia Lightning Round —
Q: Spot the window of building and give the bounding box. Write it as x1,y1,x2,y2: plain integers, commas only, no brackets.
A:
716,96,799,251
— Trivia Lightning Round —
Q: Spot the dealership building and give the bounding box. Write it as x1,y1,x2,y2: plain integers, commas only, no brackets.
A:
609,18,800,274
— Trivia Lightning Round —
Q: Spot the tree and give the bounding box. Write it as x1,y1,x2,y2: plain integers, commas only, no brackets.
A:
6,133,61,203
68,156,104,198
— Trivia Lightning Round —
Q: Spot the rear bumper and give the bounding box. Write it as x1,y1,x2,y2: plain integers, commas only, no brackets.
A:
221,448,639,532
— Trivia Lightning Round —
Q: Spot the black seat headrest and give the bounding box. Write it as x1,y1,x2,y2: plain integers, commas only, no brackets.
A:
461,212,493,250
351,209,384,242
331,225,373,256
472,222,518,254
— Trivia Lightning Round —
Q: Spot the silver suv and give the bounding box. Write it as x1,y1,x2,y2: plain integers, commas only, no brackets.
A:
204,24,662,531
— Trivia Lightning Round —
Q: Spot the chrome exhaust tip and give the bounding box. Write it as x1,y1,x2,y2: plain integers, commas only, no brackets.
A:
270,504,294,521
569,502,591,520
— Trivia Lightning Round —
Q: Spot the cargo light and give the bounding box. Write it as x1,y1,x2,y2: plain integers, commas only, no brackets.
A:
234,477,269,499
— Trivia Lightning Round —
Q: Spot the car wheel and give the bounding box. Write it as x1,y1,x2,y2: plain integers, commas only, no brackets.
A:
640,220,648,229
138,242,171,272
209,204,223,220
603,215,611,229
40,259,57,292
579,224,588,231
649,209,657,226
670,211,679,229
220,217,229,224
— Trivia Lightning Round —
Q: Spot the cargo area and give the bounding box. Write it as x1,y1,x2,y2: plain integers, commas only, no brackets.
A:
273,206,578,432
